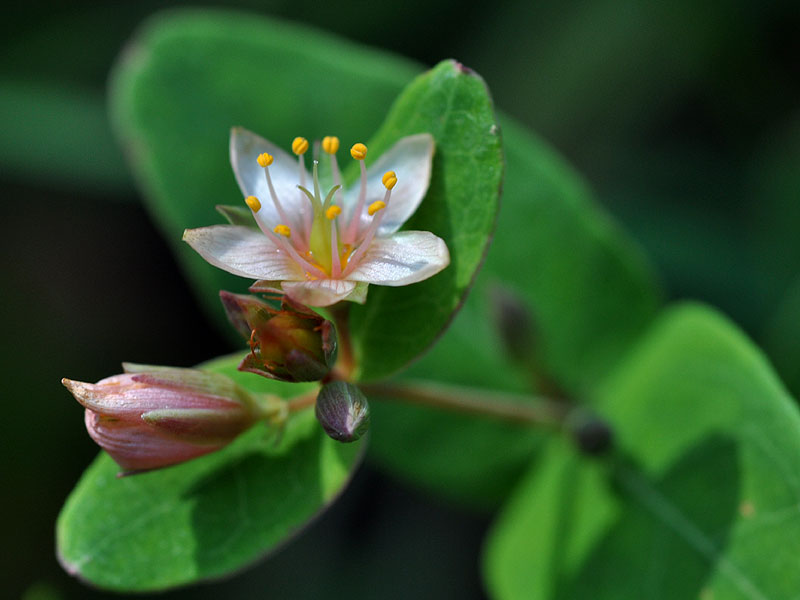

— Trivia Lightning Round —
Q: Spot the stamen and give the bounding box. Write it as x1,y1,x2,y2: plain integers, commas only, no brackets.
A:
350,143,367,161
346,142,369,243
367,201,386,216
330,217,342,278
245,196,261,212
292,138,309,232
342,174,395,277
292,137,309,156
264,225,327,278
326,205,342,220
325,136,343,200
342,207,384,277
382,170,397,190
322,136,339,154
258,157,295,245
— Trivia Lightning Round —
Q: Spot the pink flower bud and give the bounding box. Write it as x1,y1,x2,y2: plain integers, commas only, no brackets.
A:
62,366,269,475
220,291,337,382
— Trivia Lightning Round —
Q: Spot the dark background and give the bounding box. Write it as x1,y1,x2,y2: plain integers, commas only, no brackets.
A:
2,1,798,598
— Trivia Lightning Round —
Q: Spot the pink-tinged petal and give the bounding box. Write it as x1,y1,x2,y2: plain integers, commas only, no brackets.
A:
230,127,311,226
183,225,304,281
344,133,434,235
249,280,283,293
85,410,221,474
347,231,450,286
141,408,254,444
62,375,242,418
281,279,359,307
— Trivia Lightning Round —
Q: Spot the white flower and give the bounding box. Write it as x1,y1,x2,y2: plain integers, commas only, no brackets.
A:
183,128,450,307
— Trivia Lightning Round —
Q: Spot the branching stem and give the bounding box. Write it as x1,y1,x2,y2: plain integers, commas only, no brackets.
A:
359,380,571,428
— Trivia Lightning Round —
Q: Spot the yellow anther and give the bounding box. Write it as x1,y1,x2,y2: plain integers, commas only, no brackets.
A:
257,152,273,167
325,205,342,220
382,170,398,190
245,196,262,212
350,142,368,160
292,137,309,156
274,224,291,237
368,200,386,216
322,136,340,154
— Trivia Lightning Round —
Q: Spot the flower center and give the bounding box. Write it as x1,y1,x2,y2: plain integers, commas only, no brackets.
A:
245,136,397,280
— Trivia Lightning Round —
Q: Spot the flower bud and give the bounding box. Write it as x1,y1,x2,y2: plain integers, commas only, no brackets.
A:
488,285,536,365
568,412,614,456
62,365,271,475
314,381,370,443
220,291,337,382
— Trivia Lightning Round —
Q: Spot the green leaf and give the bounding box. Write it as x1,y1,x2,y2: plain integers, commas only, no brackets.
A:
109,9,419,328
763,276,800,397
350,60,503,381
484,303,800,599
56,354,362,591
0,80,132,193
366,115,660,508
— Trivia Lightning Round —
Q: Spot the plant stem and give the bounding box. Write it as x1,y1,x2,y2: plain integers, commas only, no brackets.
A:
287,389,318,413
359,380,570,427
328,302,355,378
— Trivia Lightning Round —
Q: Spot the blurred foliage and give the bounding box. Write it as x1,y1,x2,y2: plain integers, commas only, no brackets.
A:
486,304,800,598
2,0,799,599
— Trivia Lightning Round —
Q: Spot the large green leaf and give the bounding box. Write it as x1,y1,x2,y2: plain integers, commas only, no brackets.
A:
366,115,660,508
109,9,418,328
350,60,503,381
56,354,362,591
485,303,800,599
0,80,131,193
763,276,800,398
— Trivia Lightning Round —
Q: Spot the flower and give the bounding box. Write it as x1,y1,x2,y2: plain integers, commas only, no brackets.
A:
62,365,281,475
219,290,337,381
183,128,450,307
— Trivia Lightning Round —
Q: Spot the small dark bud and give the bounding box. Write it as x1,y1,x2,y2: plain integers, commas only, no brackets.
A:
220,291,337,382
570,415,614,456
315,381,370,443
488,285,536,364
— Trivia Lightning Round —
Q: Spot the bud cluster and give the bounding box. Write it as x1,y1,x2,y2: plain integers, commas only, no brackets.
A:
220,291,337,383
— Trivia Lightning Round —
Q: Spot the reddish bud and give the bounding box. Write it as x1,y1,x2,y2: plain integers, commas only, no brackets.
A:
62,365,267,475
220,291,337,382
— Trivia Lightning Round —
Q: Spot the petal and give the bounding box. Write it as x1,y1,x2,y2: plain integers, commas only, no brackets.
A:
281,279,359,307
344,133,434,235
63,375,240,417
347,231,450,286
85,410,220,473
183,225,304,281
230,127,311,227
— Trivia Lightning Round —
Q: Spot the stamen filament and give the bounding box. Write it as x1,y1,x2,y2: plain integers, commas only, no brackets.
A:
330,218,342,278
264,226,327,279
346,160,369,243
293,138,310,239
323,136,343,202
342,186,391,277
262,164,294,237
